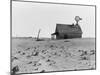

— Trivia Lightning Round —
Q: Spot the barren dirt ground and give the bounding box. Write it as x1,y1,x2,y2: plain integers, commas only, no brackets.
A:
11,38,95,74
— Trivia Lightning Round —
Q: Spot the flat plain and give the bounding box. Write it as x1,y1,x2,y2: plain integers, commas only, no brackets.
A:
11,38,96,74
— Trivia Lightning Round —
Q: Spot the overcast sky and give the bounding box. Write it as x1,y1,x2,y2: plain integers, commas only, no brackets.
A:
12,1,95,38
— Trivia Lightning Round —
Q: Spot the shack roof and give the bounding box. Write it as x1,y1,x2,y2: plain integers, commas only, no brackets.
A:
52,23,82,35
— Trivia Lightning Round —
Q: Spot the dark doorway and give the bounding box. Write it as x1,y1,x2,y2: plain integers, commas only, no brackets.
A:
64,34,68,39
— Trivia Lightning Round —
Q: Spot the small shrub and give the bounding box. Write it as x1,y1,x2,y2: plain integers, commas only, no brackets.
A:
11,66,19,75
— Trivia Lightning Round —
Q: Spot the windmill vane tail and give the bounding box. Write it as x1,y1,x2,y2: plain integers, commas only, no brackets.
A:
80,18,82,20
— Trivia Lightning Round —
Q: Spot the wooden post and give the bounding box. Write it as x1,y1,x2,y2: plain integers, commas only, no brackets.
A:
37,29,41,40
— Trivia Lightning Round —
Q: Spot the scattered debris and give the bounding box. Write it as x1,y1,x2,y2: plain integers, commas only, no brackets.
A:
12,57,18,62
78,50,83,52
90,50,95,55
37,63,42,66
80,51,88,56
26,48,30,50
40,70,45,73
22,52,25,55
27,61,32,64
41,49,47,53
46,59,50,62
33,61,39,66
13,57,18,60
31,51,39,56
48,60,56,66
18,51,21,53
26,55,31,58
80,56,89,60
64,40,70,42
40,56,45,59
34,68,38,70
33,63,37,66
50,45,54,48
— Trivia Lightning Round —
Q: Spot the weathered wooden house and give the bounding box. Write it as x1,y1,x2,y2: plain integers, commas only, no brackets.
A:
51,23,82,39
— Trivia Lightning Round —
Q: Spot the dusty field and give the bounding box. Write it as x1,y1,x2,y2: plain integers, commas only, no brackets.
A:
11,38,96,74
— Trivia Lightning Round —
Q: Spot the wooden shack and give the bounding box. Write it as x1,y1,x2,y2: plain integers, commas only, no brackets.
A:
51,23,82,39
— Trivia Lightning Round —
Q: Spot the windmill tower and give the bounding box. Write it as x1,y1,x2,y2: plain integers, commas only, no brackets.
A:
75,16,82,25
